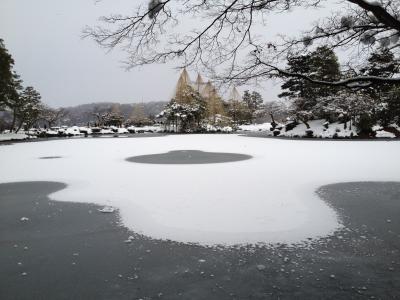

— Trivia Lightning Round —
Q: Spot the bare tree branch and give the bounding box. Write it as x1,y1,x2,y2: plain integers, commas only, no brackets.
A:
85,0,400,87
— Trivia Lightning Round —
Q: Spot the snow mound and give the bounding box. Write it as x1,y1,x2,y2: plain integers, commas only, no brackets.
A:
239,123,272,132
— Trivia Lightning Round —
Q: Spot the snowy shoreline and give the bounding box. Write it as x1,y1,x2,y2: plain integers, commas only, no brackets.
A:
2,119,399,143
1,131,399,147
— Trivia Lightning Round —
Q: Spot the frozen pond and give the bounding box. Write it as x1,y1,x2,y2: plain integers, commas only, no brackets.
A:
1,134,400,246
1,181,399,299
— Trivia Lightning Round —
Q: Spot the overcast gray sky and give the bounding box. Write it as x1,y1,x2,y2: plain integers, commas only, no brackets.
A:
0,0,337,108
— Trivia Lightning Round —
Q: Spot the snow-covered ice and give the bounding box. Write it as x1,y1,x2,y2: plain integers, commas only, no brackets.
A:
1,135,400,246
98,206,115,213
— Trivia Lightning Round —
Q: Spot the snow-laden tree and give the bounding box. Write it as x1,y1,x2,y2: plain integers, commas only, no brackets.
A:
243,91,264,112
85,0,400,89
279,46,341,101
239,90,264,123
360,48,400,99
158,85,207,132
227,99,251,125
13,86,42,132
0,39,18,111
314,91,375,125
262,100,289,127
126,104,153,126
279,46,342,128
1,41,46,131
101,112,125,127
93,104,125,127
40,106,67,128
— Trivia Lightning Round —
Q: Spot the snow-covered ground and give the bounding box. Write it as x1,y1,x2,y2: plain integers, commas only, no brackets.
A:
1,135,399,246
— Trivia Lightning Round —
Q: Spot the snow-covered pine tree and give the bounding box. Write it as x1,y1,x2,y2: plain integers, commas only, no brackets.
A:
128,104,153,127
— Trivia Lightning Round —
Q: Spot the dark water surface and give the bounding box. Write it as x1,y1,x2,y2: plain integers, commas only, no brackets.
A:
0,181,399,299
126,150,252,164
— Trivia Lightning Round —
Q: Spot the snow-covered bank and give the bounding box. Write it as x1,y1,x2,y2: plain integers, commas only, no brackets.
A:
1,135,400,246
126,125,162,133
0,125,163,140
0,132,33,142
239,120,399,138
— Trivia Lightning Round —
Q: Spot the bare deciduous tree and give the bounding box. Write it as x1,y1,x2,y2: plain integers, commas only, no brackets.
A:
85,0,400,88
40,106,67,128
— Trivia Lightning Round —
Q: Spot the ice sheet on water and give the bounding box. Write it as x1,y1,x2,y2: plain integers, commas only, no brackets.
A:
1,135,400,246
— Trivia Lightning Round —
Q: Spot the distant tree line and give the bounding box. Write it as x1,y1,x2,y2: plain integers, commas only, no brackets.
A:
91,103,155,127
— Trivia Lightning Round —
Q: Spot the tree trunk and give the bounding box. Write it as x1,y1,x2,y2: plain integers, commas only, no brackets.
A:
10,109,17,132
349,115,352,130
299,118,310,129
15,119,24,133
270,113,277,129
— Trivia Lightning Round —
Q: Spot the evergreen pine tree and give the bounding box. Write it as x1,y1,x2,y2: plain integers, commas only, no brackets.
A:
0,39,17,111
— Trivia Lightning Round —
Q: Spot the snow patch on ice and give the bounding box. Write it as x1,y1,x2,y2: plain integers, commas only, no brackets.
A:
98,206,115,213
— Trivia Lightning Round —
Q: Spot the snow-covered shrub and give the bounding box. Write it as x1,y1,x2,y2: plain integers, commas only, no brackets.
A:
356,114,375,137
305,129,314,138
285,121,298,132
221,126,233,133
